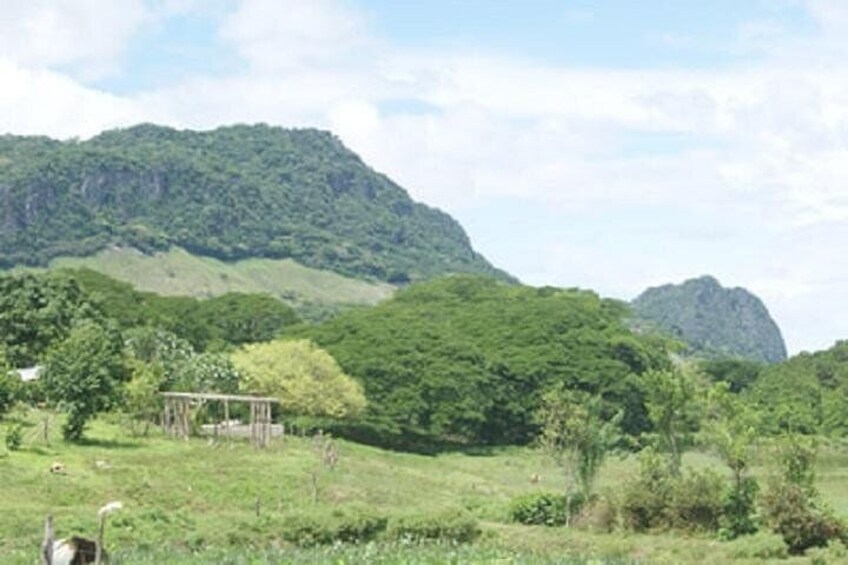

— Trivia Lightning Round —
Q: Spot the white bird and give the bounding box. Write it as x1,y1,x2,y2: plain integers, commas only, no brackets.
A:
42,502,123,565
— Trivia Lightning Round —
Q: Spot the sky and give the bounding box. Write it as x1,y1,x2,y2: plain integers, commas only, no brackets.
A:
1,0,847,355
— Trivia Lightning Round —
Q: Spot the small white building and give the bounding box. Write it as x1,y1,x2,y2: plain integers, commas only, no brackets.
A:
11,366,42,382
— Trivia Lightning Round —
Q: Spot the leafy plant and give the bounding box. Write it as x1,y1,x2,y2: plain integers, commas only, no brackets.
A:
508,492,584,526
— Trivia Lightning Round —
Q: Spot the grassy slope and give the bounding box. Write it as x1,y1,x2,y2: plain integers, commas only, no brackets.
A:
43,247,394,308
3,410,848,563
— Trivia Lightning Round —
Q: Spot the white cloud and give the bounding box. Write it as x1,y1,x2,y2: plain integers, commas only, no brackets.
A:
0,0,151,78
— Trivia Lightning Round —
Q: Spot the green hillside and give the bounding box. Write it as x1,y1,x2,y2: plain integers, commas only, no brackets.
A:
631,275,787,364
0,124,511,284
42,246,394,320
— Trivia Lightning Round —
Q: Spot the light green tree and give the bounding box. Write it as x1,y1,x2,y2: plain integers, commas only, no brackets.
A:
538,385,621,525
232,339,366,419
642,367,696,475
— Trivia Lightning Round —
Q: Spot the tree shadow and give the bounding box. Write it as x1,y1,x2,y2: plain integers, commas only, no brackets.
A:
71,437,144,450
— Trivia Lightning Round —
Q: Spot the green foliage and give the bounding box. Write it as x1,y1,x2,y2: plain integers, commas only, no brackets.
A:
299,275,671,447
700,358,764,393
0,348,17,415
4,422,22,451
508,492,584,526
122,359,165,435
747,341,848,436
41,320,126,440
666,467,725,532
124,327,240,394
641,368,698,474
620,447,675,531
0,124,509,284
762,435,848,554
385,509,480,544
279,507,387,547
620,449,725,533
631,275,787,364
0,272,103,367
537,386,620,504
705,383,761,538
233,339,366,419
69,268,301,350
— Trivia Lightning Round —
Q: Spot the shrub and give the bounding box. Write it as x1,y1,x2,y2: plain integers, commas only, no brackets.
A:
508,491,585,526
0,371,19,415
280,507,387,547
4,423,23,451
725,531,788,560
386,509,480,543
762,481,847,554
666,468,725,531
720,476,759,539
620,448,672,531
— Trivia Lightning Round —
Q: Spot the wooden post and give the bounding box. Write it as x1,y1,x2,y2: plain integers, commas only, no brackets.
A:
224,399,230,440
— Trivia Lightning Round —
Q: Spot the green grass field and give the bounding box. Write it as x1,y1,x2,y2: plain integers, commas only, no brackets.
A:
2,409,847,563
40,247,394,316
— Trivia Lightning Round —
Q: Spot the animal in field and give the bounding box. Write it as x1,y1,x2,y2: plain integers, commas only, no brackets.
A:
42,502,123,565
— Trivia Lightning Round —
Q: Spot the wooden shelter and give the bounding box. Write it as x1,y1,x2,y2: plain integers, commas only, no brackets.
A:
161,392,278,448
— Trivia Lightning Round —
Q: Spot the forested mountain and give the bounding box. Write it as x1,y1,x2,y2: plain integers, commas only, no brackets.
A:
296,275,673,447
631,275,787,364
0,124,509,283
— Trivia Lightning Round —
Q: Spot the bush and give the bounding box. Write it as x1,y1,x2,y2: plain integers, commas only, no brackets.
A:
666,468,725,531
720,476,759,539
4,423,23,451
621,449,726,532
386,509,480,543
508,491,585,526
620,448,672,531
762,481,847,554
725,531,788,560
280,507,387,547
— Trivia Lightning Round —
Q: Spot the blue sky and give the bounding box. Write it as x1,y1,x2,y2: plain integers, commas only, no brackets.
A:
1,0,847,354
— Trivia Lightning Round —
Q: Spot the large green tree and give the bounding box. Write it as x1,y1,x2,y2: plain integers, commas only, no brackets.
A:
233,339,365,419
41,321,126,440
0,272,103,367
297,275,671,447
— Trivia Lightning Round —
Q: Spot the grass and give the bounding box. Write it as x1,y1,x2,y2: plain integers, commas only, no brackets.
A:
38,246,395,318
2,410,848,563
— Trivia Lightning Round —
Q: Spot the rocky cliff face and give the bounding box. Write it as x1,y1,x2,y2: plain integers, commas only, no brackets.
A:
632,275,787,364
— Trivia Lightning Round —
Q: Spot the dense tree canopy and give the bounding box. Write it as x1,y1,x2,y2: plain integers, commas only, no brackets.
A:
0,272,104,367
296,275,672,447
746,340,848,436
68,268,300,350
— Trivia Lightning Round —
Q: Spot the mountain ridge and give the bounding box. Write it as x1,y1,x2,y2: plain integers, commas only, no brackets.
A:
631,274,787,364
0,123,512,284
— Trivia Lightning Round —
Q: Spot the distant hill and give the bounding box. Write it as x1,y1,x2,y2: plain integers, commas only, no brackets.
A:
0,124,511,284
42,246,394,321
631,275,787,364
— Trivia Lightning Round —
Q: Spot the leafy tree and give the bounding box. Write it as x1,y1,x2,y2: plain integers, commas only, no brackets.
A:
298,276,671,447
122,359,165,435
41,321,126,440
537,385,620,524
641,367,698,475
706,383,760,538
0,272,103,367
701,358,764,393
0,347,17,415
233,339,365,419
